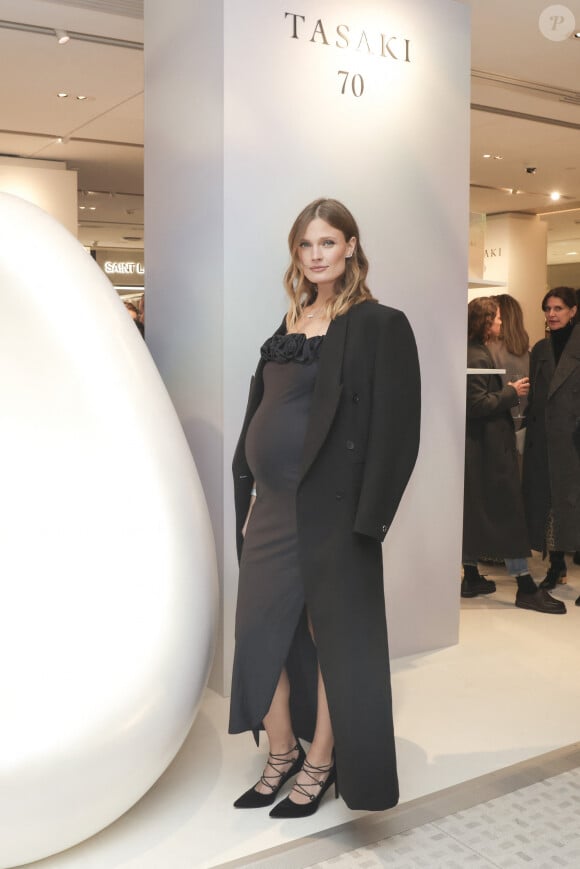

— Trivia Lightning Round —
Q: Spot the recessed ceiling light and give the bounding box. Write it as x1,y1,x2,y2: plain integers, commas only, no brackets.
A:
55,29,70,45
573,31,580,38
482,154,491,159
89,206,96,211
566,251,578,255
76,95,88,101
57,92,68,99
493,155,504,160
79,205,86,210
550,191,561,201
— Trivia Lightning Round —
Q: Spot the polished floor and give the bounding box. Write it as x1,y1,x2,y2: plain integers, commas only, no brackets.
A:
23,554,580,869
307,763,580,868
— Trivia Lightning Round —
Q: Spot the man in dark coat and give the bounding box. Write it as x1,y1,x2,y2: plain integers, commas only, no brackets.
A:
522,288,580,601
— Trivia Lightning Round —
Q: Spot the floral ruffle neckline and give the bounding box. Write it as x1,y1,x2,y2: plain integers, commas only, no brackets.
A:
260,332,325,364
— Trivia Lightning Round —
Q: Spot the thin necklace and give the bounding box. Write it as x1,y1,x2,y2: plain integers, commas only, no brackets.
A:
305,307,325,319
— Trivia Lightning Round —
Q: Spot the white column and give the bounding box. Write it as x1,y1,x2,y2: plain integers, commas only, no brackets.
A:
483,213,548,346
145,0,471,692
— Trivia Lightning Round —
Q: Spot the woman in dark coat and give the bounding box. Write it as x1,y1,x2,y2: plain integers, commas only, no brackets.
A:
462,297,564,614
229,199,421,816
522,286,580,603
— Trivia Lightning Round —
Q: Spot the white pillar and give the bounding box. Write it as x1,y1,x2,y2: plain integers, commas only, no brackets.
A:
483,213,548,346
145,0,471,692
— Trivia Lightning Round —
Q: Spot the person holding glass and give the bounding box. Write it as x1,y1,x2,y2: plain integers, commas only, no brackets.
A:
229,198,421,816
522,287,580,602
462,297,565,614
487,293,530,431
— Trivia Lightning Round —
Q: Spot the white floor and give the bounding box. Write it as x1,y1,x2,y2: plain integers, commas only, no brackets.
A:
22,555,580,869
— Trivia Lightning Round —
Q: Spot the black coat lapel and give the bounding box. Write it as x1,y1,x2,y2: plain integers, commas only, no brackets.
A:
299,312,348,481
549,326,580,398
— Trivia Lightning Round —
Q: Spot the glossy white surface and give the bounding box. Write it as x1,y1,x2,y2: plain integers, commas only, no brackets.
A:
0,193,218,868
19,555,580,869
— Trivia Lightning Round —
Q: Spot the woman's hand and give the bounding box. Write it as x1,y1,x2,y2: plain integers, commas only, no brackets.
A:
508,376,530,397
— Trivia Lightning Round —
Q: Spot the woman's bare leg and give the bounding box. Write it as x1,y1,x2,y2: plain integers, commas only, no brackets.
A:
254,668,300,794
288,620,335,805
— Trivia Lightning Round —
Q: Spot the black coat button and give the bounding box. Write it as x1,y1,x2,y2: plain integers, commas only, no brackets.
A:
352,393,360,403
346,440,355,450
335,492,344,501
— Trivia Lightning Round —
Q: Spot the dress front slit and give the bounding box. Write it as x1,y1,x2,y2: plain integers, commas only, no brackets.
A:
228,334,323,741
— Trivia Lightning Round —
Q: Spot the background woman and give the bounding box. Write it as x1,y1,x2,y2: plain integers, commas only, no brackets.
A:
522,287,580,603
229,199,421,816
488,293,530,431
462,297,565,614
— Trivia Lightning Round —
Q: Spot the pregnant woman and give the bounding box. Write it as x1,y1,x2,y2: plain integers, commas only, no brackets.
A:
229,198,421,816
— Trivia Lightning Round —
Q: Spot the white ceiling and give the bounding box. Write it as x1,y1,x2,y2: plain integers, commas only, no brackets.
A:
0,0,579,261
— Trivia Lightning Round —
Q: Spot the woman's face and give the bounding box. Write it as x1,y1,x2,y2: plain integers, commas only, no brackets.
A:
544,297,578,330
488,306,502,339
296,218,356,288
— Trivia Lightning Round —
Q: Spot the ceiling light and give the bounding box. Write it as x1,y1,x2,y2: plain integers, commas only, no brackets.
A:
76,95,88,101
55,29,70,45
89,206,96,211
482,154,491,159
57,92,68,99
574,32,580,38
493,155,503,160
566,251,578,255
79,206,86,210
550,191,561,201
56,136,69,144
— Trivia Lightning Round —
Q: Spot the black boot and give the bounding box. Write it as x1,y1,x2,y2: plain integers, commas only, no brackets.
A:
461,564,496,598
515,574,566,614
539,551,567,589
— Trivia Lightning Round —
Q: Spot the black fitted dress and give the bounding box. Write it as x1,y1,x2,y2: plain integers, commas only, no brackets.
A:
229,333,323,740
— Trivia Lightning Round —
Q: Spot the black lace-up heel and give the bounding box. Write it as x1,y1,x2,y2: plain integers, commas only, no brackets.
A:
269,756,338,818
233,741,305,809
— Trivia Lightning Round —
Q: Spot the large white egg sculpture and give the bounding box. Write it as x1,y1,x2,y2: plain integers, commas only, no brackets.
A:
0,193,218,868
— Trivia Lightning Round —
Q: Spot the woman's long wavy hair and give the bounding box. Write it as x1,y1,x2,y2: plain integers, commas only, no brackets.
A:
491,293,529,355
468,296,498,344
284,198,376,327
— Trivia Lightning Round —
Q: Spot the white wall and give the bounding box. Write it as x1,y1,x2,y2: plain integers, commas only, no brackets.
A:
146,0,471,692
0,156,77,235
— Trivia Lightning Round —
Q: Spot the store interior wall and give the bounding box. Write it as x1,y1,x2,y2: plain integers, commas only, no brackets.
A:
0,155,77,236
548,261,580,290
146,0,471,694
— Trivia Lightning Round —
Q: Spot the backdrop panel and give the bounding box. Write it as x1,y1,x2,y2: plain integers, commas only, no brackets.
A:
146,0,470,692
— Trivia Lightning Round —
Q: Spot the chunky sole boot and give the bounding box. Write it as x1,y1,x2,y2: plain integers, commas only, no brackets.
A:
461,576,496,598
515,588,566,614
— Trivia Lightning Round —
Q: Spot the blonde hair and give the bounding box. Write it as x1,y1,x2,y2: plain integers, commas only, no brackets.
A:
492,294,529,356
284,198,376,327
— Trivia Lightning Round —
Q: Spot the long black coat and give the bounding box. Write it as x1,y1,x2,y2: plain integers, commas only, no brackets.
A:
462,341,529,559
522,325,580,551
232,300,420,811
